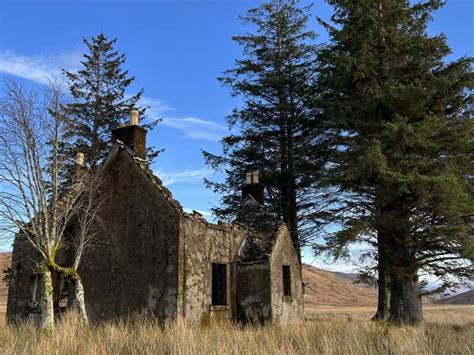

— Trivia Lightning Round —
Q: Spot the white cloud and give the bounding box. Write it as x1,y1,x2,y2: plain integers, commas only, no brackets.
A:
183,208,213,218
0,50,80,85
306,257,359,273
141,96,227,142
154,167,212,186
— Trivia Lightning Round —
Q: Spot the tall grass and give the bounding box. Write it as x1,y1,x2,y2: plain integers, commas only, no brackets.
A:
0,307,472,354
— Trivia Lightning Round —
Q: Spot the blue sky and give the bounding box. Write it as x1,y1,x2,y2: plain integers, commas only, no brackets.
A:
0,0,473,270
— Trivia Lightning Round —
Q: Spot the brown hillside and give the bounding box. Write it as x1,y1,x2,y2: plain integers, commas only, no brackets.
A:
0,252,11,315
440,290,474,305
303,264,377,309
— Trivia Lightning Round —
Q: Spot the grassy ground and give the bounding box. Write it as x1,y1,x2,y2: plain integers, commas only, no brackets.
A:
0,306,472,354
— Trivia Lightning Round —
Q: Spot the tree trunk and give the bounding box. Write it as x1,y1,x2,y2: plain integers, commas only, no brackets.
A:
373,267,389,320
72,275,89,325
400,274,423,324
372,231,389,320
389,272,423,324
53,262,90,325
275,14,301,263
388,273,403,322
382,201,423,325
390,235,423,325
39,269,54,332
285,99,300,262
286,161,300,261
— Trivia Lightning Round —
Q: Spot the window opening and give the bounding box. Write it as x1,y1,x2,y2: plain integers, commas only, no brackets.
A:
282,265,291,297
212,263,227,306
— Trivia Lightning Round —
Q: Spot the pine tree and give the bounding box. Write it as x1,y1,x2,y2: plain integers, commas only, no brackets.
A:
318,0,473,324
61,33,156,182
203,0,326,256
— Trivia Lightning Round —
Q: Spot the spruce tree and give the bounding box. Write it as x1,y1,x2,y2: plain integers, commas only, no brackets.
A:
61,33,155,181
318,0,473,324
203,0,326,256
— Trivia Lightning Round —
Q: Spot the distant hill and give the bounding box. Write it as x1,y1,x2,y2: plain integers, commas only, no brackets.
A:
0,252,10,314
332,271,361,283
439,290,474,305
302,264,377,309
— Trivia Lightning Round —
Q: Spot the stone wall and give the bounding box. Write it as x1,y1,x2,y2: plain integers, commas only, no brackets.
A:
270,225,304,324
235,261,271,324
6,236,39,324
6,145,304,326
178,217,245,324
78,149,181,322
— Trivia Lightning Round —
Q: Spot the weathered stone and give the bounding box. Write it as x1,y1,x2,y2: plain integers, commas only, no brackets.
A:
7,122,303,325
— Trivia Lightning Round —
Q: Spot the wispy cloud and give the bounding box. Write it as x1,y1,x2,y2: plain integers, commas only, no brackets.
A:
154,167,212,186
139,96,175,115
0,50,80,84
162,117,227,141
0,51,227,142
141,96,227,142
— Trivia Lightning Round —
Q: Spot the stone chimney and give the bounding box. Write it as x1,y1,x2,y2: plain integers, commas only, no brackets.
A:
112,110,147,159
242,170,264,205
75,152,85,167
74,151,87,181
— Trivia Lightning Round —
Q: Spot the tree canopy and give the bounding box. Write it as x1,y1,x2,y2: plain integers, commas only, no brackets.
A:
203,0,328,254
317,0,473,323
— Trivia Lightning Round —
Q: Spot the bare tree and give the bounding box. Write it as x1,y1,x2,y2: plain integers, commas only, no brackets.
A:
61,165,107,325
0,78,105,330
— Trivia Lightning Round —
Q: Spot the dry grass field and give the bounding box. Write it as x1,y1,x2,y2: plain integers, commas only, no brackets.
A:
1,253,473,354
0,306,471,354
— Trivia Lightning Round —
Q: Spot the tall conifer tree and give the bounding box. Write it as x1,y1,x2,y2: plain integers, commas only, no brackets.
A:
203,0,326,255
61,33,155,181
318,0,473,323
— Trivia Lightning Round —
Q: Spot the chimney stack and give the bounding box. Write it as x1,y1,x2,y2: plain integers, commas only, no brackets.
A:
130,110,139,125
75,152,85,167
74,151,87,181
246,172,252,184
242,170,264,205
252,171,260,183
112,110,147,160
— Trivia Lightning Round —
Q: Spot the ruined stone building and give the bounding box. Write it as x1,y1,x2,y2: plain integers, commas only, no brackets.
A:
6,113,303,325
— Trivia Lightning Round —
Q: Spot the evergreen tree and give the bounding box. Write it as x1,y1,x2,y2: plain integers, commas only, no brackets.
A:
318,0,473,324
61,33,156,181
203,0,326,256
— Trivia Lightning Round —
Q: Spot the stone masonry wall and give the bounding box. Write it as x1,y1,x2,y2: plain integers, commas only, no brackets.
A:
178,217,245,324
270,225,304,324
6,236,39,324
78,149,181,322
236,261,271,324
